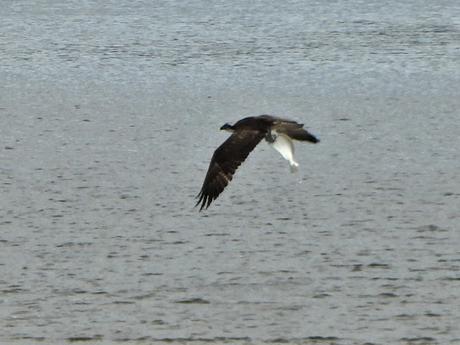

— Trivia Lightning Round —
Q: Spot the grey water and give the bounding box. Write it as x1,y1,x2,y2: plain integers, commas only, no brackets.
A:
1,1,460,344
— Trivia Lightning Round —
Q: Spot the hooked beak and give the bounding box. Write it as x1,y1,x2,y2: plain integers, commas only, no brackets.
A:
220,123,233,131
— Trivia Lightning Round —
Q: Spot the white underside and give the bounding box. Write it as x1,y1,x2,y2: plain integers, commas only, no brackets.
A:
268,131,299,173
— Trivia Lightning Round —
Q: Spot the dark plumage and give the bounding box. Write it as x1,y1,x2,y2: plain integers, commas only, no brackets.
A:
196,115,319,211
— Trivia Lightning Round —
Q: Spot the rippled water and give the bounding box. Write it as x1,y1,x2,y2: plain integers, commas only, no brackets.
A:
1,1,460,344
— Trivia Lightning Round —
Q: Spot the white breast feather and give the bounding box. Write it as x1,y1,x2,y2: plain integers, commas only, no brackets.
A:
268,131,299,173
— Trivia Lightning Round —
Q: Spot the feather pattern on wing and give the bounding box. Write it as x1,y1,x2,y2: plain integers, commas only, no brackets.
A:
196,129,266,211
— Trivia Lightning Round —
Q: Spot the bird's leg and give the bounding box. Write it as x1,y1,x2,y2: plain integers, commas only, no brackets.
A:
265,131,277,143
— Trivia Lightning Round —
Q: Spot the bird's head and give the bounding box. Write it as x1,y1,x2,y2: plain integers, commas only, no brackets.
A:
220,123,235,132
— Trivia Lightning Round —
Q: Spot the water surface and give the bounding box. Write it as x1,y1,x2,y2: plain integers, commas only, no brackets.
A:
1,1,460,344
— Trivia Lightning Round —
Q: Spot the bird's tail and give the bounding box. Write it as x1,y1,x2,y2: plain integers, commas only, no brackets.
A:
277,123,320,143
287,128,319,143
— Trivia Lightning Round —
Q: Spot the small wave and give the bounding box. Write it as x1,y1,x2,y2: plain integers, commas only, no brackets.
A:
400,337,436,343
66,335,103,342
175,298,210,304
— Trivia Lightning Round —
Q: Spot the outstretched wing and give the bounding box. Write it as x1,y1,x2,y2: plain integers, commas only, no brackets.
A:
196,129,265,211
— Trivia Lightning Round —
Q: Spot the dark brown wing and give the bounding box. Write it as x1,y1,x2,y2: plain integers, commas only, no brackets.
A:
196,129,266,211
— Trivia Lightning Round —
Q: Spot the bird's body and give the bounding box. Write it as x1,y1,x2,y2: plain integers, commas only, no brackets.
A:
196,115,319,211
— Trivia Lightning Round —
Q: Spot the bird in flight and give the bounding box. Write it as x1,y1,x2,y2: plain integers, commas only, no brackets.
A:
195,115,319,211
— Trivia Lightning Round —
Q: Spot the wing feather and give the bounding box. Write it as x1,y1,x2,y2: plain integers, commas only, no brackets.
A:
196,129,265,211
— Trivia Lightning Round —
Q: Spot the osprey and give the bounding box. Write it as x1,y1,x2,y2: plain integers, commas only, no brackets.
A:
196,115,319,211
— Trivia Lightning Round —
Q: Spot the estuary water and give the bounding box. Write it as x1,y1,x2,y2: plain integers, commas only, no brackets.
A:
1,1,460,344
